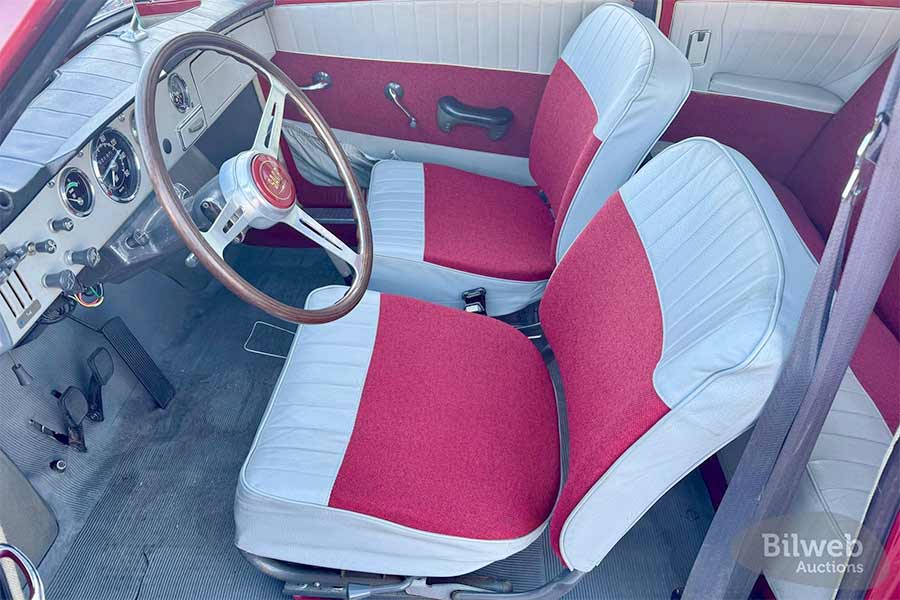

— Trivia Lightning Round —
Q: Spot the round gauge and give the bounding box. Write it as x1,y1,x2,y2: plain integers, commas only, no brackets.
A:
168,73,192,113
92,128,140,202
59,168,94,217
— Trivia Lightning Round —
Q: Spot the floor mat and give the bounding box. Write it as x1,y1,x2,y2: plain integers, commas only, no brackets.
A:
46,247,338,600
41,246,713,599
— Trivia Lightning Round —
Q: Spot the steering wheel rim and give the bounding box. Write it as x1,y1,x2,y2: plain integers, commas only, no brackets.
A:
136,32,373,325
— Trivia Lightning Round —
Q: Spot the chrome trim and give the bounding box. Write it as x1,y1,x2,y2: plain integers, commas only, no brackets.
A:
168,73,193,113
91,128,141,204
0,544,45,600
299,71,332,92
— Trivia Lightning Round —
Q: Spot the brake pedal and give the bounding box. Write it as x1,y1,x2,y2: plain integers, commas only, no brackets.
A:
100,317,175,409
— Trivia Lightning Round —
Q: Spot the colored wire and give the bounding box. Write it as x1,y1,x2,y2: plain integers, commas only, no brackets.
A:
72,283,105,308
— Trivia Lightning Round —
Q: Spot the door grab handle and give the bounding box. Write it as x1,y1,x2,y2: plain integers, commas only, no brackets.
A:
299,71,332,92
0,544,46,600
385,82,417,129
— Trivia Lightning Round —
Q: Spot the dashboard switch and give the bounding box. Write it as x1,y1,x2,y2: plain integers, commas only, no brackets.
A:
30,240,57,254
50,217,75,233
66,247,101,268
43,270,78,292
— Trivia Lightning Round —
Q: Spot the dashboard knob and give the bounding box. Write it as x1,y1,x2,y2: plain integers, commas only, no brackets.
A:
66,247,101,268
30,239,57,254
50,217,74,233
43,270,78,292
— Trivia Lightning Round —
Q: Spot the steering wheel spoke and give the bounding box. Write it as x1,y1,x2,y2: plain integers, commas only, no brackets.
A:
253,79,288,157
285,206,360,273
202,200,250,256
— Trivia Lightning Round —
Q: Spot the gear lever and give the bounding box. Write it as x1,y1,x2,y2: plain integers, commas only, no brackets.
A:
86,347,114,422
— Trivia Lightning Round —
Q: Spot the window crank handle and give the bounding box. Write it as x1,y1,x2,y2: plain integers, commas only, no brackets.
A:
385,82,417,129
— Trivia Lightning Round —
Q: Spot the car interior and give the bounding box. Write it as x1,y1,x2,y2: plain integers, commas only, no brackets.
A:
0,1,897,599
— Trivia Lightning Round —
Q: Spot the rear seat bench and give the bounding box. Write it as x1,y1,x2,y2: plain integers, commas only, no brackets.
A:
715,56,898,599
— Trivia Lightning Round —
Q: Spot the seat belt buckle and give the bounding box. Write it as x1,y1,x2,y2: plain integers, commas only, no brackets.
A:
462,288,487,315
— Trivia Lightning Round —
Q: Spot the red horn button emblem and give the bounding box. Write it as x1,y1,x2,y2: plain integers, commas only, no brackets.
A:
251,154,296,209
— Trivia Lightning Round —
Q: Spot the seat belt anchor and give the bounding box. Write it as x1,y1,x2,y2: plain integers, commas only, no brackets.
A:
462,288,487,315
842,112,888,202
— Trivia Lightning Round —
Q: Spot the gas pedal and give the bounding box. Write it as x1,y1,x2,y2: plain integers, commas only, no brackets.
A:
100,317,174,409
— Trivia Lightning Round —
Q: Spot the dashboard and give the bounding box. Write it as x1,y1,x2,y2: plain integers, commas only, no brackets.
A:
0,2,275,353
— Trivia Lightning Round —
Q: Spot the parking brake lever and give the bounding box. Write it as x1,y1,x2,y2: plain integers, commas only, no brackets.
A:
385,82,417,128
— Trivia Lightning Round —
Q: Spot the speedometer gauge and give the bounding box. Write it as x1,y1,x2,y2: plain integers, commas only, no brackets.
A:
59,168,94,217
92,128,139,202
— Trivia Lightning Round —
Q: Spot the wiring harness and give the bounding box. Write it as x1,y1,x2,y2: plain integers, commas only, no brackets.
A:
72,283,105,308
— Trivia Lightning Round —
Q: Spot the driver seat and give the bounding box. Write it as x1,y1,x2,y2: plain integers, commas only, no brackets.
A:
234,138,816,577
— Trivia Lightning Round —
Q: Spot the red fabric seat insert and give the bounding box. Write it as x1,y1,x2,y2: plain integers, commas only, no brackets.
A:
423,164,556,281
328,294,561,540
540,193,670,559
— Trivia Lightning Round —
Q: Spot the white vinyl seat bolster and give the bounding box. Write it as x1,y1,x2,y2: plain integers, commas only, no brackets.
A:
716,347,893,597
558,138,818,572
366,160,547,316
554,4,693,262
234,285,546,576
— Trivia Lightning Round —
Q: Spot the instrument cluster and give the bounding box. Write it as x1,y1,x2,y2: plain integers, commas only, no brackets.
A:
59,126,142,223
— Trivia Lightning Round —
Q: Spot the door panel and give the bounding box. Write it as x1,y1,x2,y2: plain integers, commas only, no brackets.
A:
266,0,615,171
661,0,900,175
668,1,900,111
274,53,548,157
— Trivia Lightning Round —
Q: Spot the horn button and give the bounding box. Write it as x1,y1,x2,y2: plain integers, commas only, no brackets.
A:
250,154,295,209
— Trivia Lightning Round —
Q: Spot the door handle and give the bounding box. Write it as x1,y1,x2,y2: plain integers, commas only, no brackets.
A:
0,544,45,600
299,71,332,92
385,82,417,129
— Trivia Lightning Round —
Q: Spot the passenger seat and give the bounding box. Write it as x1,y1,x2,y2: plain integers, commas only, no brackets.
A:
364,4,692,315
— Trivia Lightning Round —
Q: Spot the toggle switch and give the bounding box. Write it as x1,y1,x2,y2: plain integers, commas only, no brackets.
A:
66,247,101,268
50,217,75,233
29,239,57,254
43,270,78,292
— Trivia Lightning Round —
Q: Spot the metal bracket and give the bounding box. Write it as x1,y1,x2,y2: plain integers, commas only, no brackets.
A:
119,11,148,43
685,30,711,66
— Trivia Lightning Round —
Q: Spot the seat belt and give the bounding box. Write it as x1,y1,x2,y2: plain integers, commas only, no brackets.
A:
682,53,900,600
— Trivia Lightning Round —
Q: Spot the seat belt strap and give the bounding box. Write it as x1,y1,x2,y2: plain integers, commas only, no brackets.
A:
682,53,900,600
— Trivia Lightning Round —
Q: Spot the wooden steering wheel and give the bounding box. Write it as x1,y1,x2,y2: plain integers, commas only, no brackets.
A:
136,32,372,324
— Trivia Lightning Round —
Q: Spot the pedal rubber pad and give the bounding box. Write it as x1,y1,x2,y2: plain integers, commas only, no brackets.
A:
101,317,175,409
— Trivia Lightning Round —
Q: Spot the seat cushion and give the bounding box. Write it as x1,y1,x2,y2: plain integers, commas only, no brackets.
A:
235,286,560,576
367,160,553,316
423,164,555,281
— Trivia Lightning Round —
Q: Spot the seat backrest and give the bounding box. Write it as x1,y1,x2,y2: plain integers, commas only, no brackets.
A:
539,137,817,572
529,3,692,264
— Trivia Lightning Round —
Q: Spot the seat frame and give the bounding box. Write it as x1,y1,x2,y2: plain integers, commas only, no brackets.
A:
242,550,588,600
